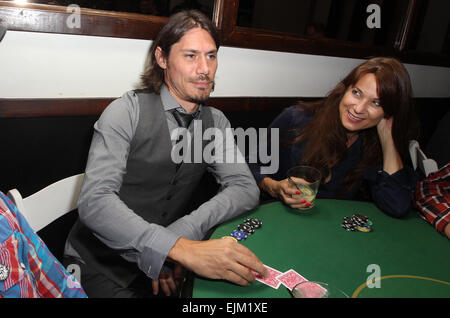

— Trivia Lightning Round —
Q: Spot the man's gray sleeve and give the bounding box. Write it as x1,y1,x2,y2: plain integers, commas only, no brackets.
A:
77,92,180,280
166,108,260,241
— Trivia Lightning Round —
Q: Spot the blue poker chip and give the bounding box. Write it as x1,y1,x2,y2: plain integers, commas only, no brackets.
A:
230,230,248,241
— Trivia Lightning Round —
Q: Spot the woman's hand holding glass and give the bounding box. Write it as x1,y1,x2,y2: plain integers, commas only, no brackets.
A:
260,177,311,209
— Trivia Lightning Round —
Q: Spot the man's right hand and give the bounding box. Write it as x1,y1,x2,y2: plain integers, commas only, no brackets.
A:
168,236,269,286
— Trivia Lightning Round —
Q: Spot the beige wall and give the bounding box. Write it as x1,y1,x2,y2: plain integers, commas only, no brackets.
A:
0,30,449,98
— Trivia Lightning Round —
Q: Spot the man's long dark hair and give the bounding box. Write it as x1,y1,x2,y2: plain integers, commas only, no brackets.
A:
291,57,419,194
140,10,220,93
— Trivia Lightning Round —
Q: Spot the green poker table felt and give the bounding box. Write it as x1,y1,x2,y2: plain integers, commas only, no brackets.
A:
192,199,450,298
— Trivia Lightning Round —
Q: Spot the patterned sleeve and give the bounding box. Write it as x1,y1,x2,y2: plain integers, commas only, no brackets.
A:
0,192,87,298
413,163,450,237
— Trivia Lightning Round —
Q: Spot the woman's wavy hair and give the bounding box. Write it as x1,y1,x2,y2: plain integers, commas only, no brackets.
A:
291,57,419,195
139,10,220,93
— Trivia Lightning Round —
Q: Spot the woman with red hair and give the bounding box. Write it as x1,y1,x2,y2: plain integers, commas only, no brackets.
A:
250,57,419,217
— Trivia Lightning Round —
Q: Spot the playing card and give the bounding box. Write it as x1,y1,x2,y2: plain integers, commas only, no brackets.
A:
275,269,308,290
251,264,282,289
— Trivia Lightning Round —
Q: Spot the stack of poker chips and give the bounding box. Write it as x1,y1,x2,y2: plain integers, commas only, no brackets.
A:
341,213,373,232
230,218,262,241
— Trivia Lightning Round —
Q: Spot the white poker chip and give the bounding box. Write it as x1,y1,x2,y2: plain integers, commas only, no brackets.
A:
0,264,9,281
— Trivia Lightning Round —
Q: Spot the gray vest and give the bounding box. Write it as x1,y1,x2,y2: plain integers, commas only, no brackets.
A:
68,91,214,287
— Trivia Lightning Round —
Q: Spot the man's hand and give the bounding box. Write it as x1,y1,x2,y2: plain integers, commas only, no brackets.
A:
152,262,185,296
168,237,269,286
444,223,450,239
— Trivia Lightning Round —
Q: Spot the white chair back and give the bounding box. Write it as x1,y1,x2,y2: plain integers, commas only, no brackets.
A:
7,174,84,232
409,140,438,177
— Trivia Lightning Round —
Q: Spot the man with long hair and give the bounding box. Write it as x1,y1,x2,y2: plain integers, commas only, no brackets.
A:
63,10,268,298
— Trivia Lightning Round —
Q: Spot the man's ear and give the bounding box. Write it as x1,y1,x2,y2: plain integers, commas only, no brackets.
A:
155,46,167,69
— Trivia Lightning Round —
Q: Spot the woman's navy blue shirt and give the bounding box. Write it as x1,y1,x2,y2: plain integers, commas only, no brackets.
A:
248,105,416,218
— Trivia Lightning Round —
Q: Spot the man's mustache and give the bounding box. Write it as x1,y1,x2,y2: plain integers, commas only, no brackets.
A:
191,74,214,84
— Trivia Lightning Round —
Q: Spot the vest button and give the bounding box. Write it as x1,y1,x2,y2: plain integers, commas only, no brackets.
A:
162,212,168,218
166,195,172,200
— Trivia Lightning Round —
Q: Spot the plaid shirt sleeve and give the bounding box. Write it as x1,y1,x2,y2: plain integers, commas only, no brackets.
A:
414,162,450,237
0,192,87,298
